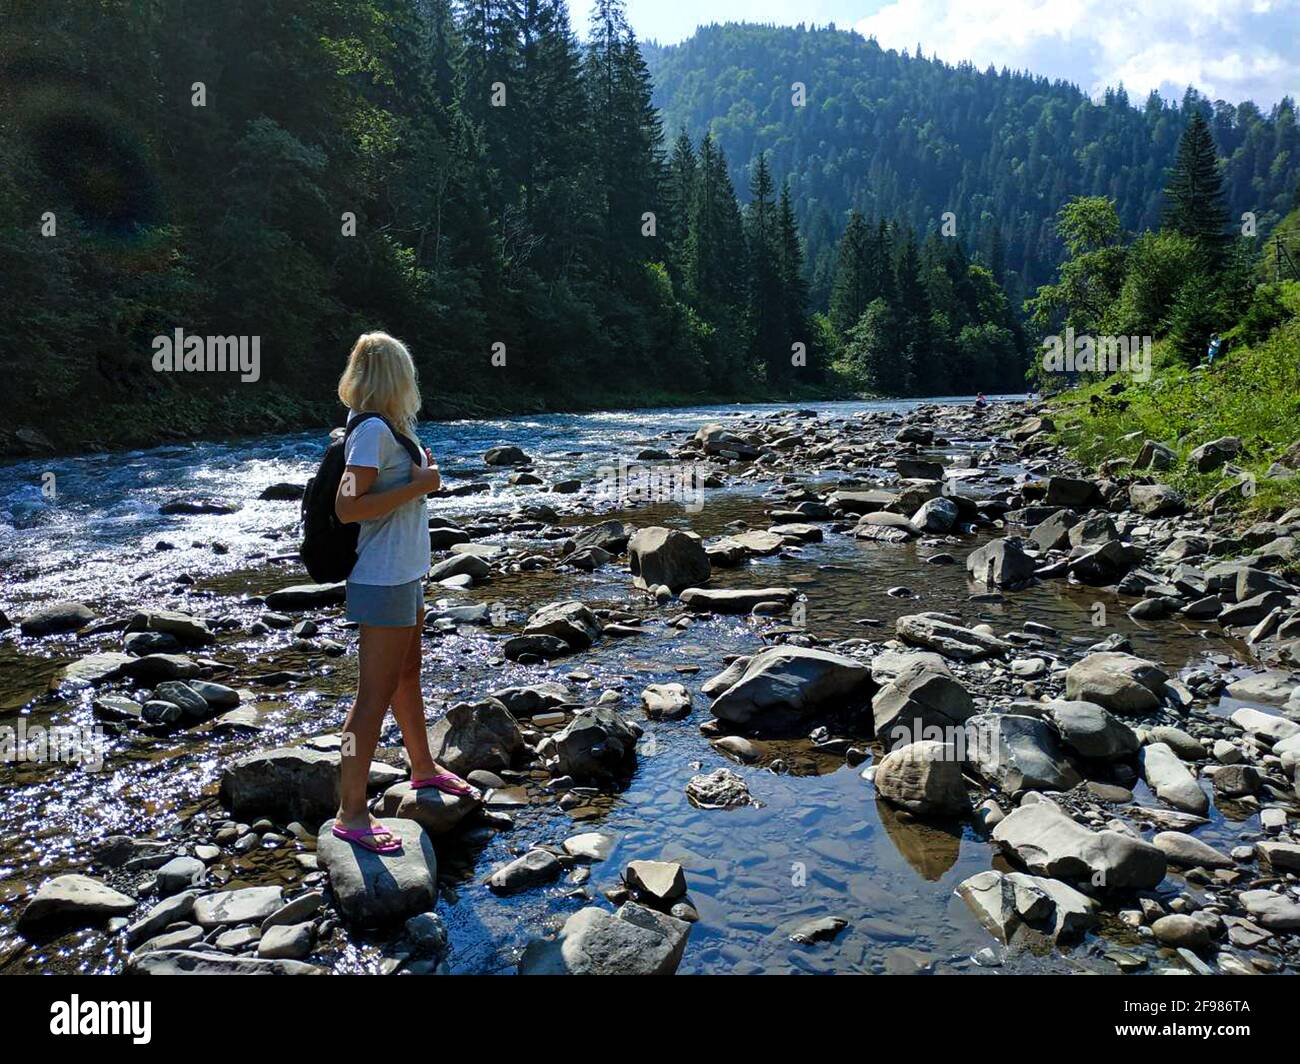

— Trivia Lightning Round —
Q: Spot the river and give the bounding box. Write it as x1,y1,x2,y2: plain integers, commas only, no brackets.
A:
0,395,1258,974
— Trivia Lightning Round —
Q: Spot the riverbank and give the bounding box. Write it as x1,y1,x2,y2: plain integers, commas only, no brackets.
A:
1,396,1297,975
1046,281,1300,526
1,379,861,460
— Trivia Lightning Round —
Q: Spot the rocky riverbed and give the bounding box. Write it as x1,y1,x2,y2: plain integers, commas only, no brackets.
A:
1,396,1298,975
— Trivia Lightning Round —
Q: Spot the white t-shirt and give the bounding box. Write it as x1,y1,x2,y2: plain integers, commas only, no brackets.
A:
344,412,430,586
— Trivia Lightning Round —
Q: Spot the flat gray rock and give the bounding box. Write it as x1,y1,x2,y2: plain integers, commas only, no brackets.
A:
518,902,691,975
18,874,136,931
317,818,437,927
192,885,285,928
127,949,324,974
991,799,1166,889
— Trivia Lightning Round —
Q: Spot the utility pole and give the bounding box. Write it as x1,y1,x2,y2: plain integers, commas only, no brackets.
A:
1274,233,1298,282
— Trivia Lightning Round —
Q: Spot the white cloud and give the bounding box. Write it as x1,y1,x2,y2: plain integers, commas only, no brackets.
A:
854,0,1300,105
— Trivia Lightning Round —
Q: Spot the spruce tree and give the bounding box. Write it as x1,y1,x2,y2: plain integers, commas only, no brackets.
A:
1164,111,1231,267
828,210,871,341
777,183,813,378
745,154,786,382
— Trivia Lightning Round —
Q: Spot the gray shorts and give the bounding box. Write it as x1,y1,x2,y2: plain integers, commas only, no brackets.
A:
345,578,425,627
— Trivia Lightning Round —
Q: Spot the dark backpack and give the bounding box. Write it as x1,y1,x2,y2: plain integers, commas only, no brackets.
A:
299,413,423,584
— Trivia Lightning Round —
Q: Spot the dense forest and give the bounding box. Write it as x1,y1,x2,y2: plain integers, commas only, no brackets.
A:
2,7,1297,453
645,23,1300,311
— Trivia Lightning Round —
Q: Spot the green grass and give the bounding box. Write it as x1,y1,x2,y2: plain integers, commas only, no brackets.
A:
1048,282,1300,520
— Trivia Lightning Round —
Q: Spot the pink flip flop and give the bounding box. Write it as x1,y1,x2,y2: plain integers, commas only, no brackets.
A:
411,773,480,799
332,823,402,854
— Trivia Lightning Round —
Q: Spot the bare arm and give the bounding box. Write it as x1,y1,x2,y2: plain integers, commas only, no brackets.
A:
335,460,439,524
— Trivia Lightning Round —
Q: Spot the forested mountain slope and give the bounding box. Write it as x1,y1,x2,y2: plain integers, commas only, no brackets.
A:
645,23,1300,307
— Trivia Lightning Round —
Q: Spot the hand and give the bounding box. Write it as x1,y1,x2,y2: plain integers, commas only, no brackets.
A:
410,462,440,494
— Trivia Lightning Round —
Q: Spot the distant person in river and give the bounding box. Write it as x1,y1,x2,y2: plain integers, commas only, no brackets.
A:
331,332,478,854
975,392,988,408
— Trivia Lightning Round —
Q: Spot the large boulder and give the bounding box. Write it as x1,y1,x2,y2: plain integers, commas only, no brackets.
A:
1068,540,1140,585
1129,483,1185,517
627,527,710,592
1008,416,1053,442
872,740,969,816
17,874,136,931
484,445,530,466
692,423,762,459
125,609,213,646
316,817,437,927
853,511,920,542
640,683,692,721
707,646,874,731
19,601,96,636
966,539,1036,588
895,613,1010,660
1063,652,1167,714
518,902,691,975
1044,476,1102,509
568,519,629,555
955,869,1098,944
991,799,1166,889
489,682,575,718
1043,700,1140,761
429,553,490,583
871,661,975,745
523,600,601,649
552,706,638,780
1139,742,1209,815
1188,436,1242,473
911,496,959,533
1028,509,1078,551
378,782,479,836
1152,831,1233,870
219,746,403,824
488,850,564,894
1229,706,1300,744
1134,440,1177,471
624,860,688,909
425,697,524,775
964,714,1082,793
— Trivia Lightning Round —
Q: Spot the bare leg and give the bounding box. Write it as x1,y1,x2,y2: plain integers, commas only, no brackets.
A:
391,606,438,780
336,622,412,833
391,608,477,791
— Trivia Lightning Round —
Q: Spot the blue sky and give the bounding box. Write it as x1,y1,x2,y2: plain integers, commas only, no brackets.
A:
569,0,1300,106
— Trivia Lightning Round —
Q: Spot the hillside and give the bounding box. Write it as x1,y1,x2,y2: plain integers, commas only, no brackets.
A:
644,23,1300,308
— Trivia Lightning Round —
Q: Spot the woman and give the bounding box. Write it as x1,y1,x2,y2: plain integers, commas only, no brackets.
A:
331,332,478,854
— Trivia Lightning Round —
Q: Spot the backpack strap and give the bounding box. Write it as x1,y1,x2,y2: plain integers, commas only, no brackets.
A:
343,413,424,465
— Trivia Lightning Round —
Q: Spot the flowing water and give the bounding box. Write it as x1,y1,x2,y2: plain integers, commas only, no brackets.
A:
0,396,1258,974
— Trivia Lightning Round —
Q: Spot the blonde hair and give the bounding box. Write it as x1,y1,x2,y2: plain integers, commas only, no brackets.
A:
337,332,420,438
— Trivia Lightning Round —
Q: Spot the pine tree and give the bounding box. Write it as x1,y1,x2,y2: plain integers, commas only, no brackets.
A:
745,154,786,382
777,183,813,378
663,129,698,287
828,210,872,341
892,227,929,394
585,0,663,286
687,134,748,384
1164,111,1231,267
